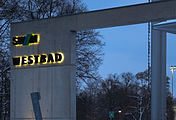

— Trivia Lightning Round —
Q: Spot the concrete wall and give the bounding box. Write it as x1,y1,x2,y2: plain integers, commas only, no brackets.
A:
11,18,76,120
173,106,176,120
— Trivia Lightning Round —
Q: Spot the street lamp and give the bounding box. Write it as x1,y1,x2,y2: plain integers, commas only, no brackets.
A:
170,66,176,97
118,110,122,114
118,110,122,120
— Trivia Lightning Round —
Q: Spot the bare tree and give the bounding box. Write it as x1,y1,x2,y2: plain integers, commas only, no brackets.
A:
0,49,10,120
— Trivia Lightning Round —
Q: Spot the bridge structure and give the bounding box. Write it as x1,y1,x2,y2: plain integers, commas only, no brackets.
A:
10,0,176,120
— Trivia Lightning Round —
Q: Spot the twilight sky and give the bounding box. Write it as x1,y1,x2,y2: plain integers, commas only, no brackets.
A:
82,0,176,96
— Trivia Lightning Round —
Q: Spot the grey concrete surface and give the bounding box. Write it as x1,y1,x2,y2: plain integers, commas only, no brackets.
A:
11,18,76,120
13,0,176,31
151,30,166,120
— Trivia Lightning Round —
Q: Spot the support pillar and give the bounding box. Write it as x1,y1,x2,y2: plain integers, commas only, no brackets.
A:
151,29,166,120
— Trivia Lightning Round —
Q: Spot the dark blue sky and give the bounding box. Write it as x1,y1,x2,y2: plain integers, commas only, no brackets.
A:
82,0,176,96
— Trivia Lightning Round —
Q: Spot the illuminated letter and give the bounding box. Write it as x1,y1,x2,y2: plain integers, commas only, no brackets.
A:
40,54,47,64
55,52,64,63
28,55,35,65
34,55,40,64
47,53,54,63
13,57,21,66
22,56,28,65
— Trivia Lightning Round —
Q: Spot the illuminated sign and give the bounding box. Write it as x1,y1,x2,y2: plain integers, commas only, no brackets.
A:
13,52,64,67
13,34,40,46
